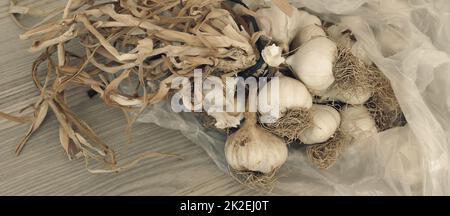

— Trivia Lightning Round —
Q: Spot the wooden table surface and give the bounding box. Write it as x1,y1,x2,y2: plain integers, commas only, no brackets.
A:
0,0,257,195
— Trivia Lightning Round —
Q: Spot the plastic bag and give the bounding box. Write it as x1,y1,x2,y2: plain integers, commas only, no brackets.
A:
138,0,450,195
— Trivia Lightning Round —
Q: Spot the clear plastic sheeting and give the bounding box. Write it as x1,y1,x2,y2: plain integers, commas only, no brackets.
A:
138,0,450,195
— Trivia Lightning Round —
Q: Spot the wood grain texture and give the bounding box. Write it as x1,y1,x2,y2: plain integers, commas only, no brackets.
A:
0,1,258,196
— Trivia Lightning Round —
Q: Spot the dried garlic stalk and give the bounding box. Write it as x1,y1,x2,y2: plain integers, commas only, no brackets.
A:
2,0,258,171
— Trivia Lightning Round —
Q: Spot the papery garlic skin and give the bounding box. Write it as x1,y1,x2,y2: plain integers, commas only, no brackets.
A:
256,6,297,51
262,44,286,67
256,8,321,51
286,37,337,94
202,76,244,129
299,105,340,145
321,87,372,105
291,24,326,50
208,98,245,129
209,113,243,129
258,75,313,120
225,115,288,174
340,106,378,141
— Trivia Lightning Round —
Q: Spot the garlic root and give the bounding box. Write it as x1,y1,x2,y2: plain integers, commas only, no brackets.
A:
229,167,279,191
365,65,405,131
325,25,375,104
320,45,373,104
306,130,349,169
263,108,312,142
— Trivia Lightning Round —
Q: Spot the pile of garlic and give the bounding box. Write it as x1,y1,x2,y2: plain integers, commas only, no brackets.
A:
205,2,403,184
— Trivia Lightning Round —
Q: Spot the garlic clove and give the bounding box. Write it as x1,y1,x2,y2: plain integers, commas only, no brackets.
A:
286,37,337,93
261,44,286,67
299,105,340,145
291,24,326,50
340,105,378,141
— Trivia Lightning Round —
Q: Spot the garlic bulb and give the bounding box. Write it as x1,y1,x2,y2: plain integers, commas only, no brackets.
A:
261,44,285,67
322,24,374,104
340,106,377,141
326,24,372,65
258,75,312,121
326,25,354,48
291,24,326,50
321,87,372,105
225,113,288,174
286,37,337,94
256,7,321,51
299,105,340,145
